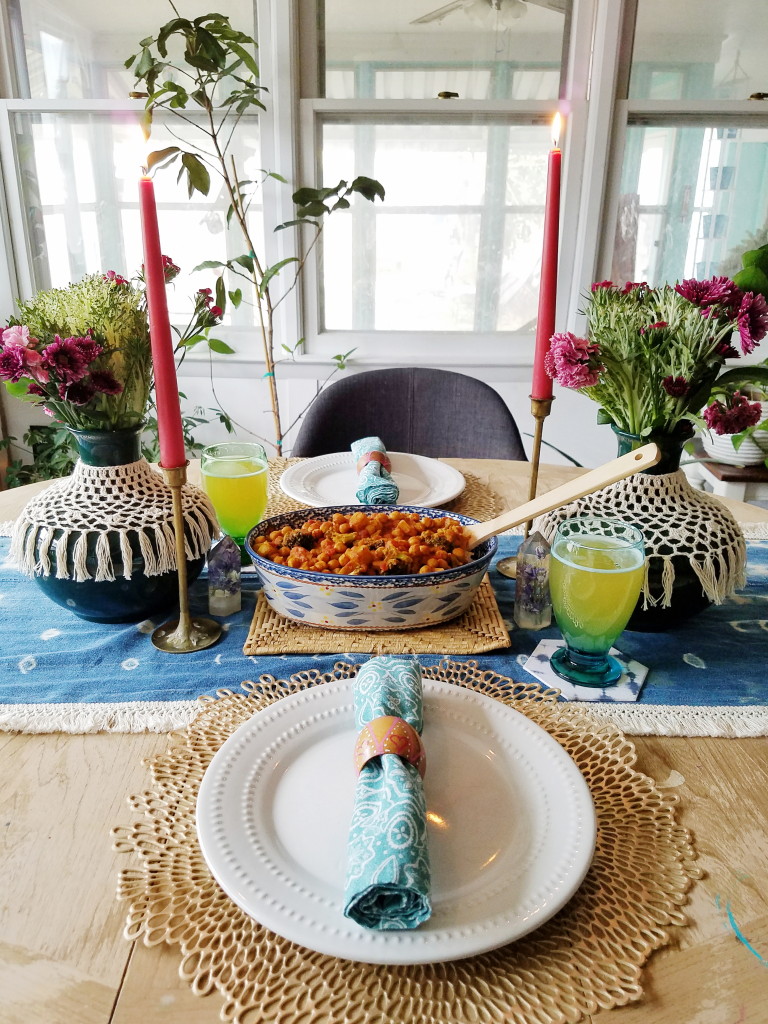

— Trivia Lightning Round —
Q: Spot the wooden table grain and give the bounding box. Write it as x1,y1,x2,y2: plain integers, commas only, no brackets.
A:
2,460,767,1024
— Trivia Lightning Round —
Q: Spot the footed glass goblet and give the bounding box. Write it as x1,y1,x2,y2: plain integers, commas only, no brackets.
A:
549,516,645,686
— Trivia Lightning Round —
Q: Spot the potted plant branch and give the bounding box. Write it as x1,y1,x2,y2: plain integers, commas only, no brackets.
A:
126,8,385,455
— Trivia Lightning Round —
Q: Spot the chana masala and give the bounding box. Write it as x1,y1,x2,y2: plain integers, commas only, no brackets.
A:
252,510,475,576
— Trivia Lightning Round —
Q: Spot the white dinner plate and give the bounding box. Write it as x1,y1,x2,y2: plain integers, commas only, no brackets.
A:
196,679,596,965
279,451,466,508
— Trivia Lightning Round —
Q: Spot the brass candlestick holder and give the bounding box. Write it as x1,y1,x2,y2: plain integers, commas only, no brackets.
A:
497,396,554,578
151,464,222,653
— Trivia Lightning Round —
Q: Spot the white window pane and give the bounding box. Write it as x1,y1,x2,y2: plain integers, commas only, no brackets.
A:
612,124,768,286
13,0,256,100
320,119,552,333
321,0,567,100
13,112,262,339
630,0,768,101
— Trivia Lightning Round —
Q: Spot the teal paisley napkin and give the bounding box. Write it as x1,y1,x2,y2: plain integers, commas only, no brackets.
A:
351,436,400,504
343,655,432,930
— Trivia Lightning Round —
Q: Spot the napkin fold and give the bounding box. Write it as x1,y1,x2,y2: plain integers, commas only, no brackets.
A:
343,655,432,930
351,436,399,504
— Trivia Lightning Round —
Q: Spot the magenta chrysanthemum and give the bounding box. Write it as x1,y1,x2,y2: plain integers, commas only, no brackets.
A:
661,375,689,397
40,336,90,384
736,291,768,354
703,391,762,435
0,346,27,382
89,370,123,395
60,379,96,405
675,275,741,310
545,332,603,389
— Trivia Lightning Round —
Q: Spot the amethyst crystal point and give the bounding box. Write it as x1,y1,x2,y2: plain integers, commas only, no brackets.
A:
513,530,552,630
208,536,242,615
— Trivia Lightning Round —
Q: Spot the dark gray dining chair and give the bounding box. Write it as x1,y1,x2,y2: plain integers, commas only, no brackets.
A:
291,367,527,460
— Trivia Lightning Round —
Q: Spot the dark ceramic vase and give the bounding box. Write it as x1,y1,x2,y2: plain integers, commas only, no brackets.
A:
611,424,712,631
29,426,204,624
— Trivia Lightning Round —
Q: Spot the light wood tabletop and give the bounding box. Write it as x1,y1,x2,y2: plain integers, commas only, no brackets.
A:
1,459,767,1024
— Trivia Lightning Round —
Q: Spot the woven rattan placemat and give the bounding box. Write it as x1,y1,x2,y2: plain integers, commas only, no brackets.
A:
243,459,509,655
244,575,510,655
113,661,700,1024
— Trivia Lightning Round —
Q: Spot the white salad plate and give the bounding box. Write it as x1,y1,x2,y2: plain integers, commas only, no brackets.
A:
196,678,596,965
279,451,466,508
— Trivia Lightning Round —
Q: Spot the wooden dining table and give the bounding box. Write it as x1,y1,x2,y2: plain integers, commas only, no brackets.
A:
1,458,767,1024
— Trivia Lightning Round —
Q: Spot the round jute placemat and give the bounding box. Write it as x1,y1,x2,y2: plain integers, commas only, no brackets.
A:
112,661,700,1024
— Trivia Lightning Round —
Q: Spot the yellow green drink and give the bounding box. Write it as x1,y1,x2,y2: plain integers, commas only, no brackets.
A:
549,518,645,686
201,443,268,545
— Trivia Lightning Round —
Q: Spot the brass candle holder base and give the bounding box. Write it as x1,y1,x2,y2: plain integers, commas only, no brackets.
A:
151,464,222,654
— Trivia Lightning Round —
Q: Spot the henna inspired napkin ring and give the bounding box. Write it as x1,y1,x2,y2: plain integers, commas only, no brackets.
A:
354,715,426,779
355,451,392,474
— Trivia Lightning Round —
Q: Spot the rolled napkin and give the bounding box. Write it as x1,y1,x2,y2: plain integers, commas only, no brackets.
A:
343,655,432,930
351,436,400,504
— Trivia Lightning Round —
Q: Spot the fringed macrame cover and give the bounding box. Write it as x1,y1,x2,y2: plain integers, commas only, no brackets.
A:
10,459,218,582
536,470,746,609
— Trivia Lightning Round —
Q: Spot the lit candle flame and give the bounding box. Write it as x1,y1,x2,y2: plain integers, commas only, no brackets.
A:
551,112,562,149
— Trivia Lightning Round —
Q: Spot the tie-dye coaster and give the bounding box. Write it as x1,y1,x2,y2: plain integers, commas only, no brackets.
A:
523,639,649,702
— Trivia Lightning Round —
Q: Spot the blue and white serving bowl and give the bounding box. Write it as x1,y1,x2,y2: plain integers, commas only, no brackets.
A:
245,505,497,631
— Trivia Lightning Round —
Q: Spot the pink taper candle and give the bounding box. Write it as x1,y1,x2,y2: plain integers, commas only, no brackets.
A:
530,113,562,401
139,174,187,469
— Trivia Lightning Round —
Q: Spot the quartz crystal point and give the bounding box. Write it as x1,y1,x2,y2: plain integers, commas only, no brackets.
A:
513,530,552,630
208,536,242,615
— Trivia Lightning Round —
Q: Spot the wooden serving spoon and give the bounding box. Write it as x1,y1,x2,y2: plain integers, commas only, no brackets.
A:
465,442,661,549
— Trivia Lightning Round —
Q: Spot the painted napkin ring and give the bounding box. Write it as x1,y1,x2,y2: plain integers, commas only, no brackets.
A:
354,715,426,779
355,450,392,474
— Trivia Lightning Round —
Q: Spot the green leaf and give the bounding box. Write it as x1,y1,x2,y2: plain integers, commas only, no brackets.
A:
135,46,155,78
5,381,33,400
180,152,211,197
595,408,614,425
715,366,768,390
139,107,153,142
227,40,259,77
193,259,227,271
232,253,254,273
350,175,386,203
179,334,207,347
228,288,242,307
156,18,192,57
274,218,320,231
259,257,299,295
215,275,226,311
268,171,288,183
741,243,768,274
208,338,235,354
146,146,180,171
733,265,768,300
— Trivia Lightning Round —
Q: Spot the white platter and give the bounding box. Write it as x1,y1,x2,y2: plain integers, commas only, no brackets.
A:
196,679,596,965
279,451,466,508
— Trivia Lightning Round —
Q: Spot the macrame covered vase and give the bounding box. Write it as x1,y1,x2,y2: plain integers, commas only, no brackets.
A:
536,425,746,631
10,426,218,623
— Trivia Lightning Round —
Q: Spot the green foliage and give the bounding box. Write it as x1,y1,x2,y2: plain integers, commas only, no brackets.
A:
733,243,768,302
126,7,385,454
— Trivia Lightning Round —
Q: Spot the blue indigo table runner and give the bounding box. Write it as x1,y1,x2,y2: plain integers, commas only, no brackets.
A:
1,535,767,735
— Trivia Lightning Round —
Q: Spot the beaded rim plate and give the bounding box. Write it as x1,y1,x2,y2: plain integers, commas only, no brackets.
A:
278,451,466,508
195,678,596,964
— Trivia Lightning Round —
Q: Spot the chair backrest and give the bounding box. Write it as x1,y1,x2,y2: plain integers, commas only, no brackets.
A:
291,367,528,460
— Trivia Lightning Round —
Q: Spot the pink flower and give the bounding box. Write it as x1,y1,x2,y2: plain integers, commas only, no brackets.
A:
197,287,213,307
22,348,49,383
72,337,103,364
103,270,128,286
545,332,603,389
1,324,36,348
210,305,223,318
640,321,668,334
661,375,689,397
60,379,96,405
40,335,90,384
703,391,762,435
89,370,123,395
0,346,27,382
735,291,768,354
591,280,614,291
162,255,180,282
675,276,741,309
622,281,649,294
